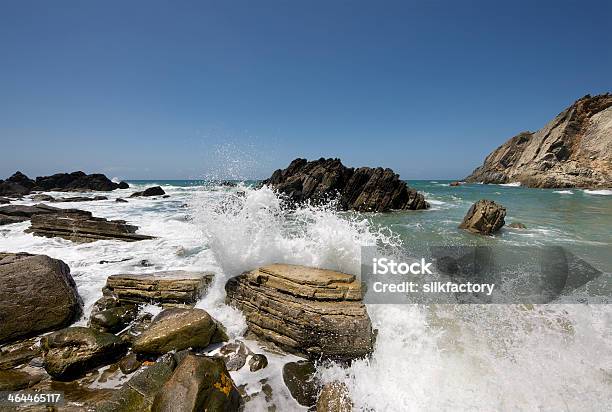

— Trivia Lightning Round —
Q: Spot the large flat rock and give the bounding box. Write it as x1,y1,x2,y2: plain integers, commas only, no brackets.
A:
105,271,214,305
225,264,375,361
26,210,154,243
0,253,83,344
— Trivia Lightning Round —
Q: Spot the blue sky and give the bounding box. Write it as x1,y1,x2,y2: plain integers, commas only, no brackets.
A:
1,0,610,180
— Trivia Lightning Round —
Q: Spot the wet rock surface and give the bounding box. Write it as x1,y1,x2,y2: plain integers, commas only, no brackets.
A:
105,271,214,305
26,209,155,242
133,308,228,355
459,199,506,235
152,353,242,412
263,158,429,212
0,253,82,344
316,381,353,412
41,326,127,380
226,264,375,361
282,360,320,407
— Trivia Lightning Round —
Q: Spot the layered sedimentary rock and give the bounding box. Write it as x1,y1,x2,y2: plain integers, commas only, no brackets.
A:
0,171,128,196
105,271,214,305
459,200,506,235
0,253,82,344
465,94,612,188
225,264,375,361
26,209,154,242
263,158,428,212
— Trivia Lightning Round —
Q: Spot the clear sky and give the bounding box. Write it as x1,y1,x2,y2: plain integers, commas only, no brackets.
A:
1,0,611,180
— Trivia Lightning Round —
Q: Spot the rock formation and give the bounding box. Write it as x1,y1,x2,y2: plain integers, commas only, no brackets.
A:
104,271,214,305
0,253,83,344
262,158,429,212
130,186,166,197
0,171,128,196
225,264,376,361
26,209,155,242
465,94,612,188
459,200,506,235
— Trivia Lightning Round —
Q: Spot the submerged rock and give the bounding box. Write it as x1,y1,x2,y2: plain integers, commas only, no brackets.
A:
509,222,527,229
262,158,429,212
458,199,506,235
317,381,353,412
132,308,228,355
283,360,320,407
130,186,166,197
0,253,82,344
41,326,127,380
105,271,214,305
465,94,612,188
152,354,242,412
225,264,375,361
26,209,155,242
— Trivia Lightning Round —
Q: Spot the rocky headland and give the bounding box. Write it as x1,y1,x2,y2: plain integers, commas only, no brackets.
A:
263,157,429,212
465,93,612,188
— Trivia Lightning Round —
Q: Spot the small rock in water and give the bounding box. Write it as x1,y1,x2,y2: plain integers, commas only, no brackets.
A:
316,381,353,412
283,360,320,407
248,354,268,372
115,198,128,203
509,222,527,229
130,186,165,197
220,341,250,371
458,199,506,235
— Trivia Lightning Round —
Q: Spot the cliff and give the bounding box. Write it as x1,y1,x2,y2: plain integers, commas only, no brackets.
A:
465,94,612,188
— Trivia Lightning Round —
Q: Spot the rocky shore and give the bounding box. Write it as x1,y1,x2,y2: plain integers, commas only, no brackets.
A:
0,171,129,196
465,94,612,188
263,158,429,211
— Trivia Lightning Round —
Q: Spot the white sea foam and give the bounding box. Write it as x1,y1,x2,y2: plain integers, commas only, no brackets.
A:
554,190,574,194
584,189,612,196
499,182,521,187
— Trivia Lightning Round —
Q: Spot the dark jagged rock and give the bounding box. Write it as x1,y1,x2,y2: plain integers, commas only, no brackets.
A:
26,209,155,242
0,214,29,225
33,171,128,191
116,198,128,203
0,171,128,196
283,360,320,407
465,94,612,188
56,195,109,202
225,264,375,361
132,308,228,355
152,354,242,412
40,326,127,380
0,197,10,204
0,203,63,218
104,271,214,305
0,253,83,344
459,200,506,235
130,186,166,197
263,158,429,212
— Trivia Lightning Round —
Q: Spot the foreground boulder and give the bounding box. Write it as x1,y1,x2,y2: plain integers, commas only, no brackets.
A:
26,209,155,242
104,271,214,305
41,326,127,380
133,308,228,355
98,353,177,412
225,264,375,361
0,253,82,344
263,158,428,212
152,354,242,411
0,171,128,195
459,200,506,235
465,94,612,188
130,186,166,197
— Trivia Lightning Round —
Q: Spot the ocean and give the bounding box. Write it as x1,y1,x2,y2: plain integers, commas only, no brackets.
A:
0,180,610,410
